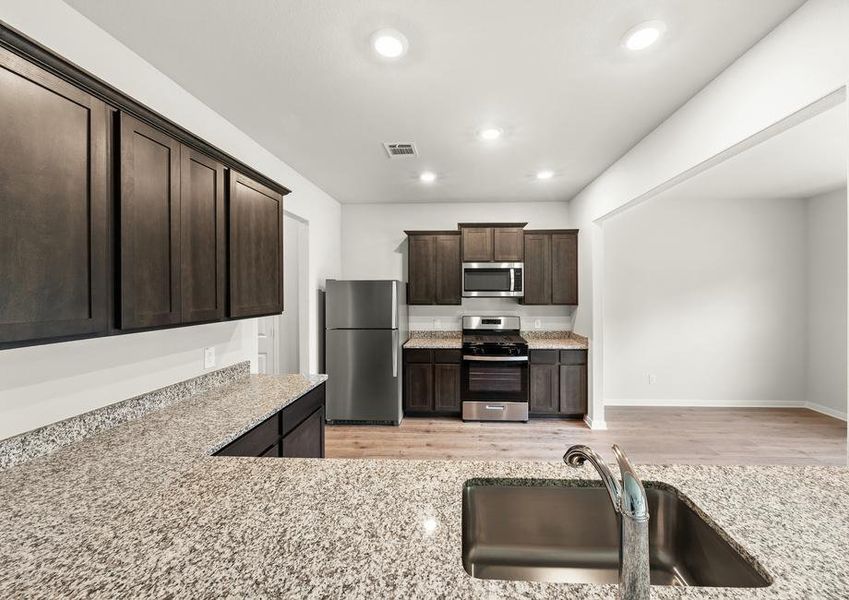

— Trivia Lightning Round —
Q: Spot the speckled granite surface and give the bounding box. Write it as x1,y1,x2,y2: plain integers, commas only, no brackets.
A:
1,373,847,598
0,361,250,471
404,330,589,350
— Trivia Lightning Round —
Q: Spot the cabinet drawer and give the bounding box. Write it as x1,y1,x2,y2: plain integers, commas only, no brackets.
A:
404,349,433,363
215,413,279,457
530,350,558,364
434,349,462,363
281,385,325,437
560,350,587,365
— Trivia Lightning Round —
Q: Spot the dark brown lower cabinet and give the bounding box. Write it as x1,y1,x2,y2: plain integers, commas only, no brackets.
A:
403,349,462,415
215,383,325,458
529,350,587,417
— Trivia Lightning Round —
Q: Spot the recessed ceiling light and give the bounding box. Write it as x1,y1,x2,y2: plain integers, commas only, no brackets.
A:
536,170,554,180
371,29,408,59
478,127,503,141
419,171,436,183
622,21,666,51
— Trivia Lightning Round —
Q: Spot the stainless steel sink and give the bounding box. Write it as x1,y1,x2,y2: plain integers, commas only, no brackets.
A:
462,479,771,587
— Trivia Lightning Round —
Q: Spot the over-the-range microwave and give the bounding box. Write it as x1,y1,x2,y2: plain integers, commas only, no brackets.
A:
462,262,524,298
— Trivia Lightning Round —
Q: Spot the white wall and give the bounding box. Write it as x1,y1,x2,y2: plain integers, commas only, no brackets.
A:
0,0,342,439
604,194,809,406
566,0,848,426
806,187,848,419
341,201,574,330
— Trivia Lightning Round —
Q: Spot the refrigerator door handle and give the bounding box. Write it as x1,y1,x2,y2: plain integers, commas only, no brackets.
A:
391,281,398,329
392,329,399,378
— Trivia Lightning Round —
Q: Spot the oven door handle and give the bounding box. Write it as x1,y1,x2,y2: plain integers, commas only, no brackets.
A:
462,355,528,362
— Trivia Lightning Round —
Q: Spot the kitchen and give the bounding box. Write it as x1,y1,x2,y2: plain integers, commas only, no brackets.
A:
1,1,848,598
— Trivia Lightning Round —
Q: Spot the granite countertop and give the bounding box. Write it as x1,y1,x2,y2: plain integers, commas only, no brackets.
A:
1,374,847,598
403,330,589,350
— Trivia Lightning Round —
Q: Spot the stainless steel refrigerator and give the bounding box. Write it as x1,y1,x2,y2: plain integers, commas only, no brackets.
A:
325,280,407,424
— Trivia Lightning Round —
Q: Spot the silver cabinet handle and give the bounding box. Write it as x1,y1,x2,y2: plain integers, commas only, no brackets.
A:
485,405,505,410
462,355,528,362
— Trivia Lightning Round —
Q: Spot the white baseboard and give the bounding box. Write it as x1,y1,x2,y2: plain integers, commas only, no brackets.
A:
605,398,847,421
583,415,607,430
605,398,804,408
804,401,848,421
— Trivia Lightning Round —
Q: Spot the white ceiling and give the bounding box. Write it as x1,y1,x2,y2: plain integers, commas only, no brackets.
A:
644,103,848,207
64,0,806,204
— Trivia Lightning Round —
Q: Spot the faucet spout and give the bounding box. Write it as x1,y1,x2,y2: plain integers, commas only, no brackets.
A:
564,444,651,600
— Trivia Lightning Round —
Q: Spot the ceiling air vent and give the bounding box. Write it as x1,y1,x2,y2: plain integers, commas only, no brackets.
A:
383,142,418,158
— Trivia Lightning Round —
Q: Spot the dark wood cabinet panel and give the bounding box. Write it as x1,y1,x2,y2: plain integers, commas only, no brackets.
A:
215,413,280,457
119,113,181,330
281,408,324,458
229,171,284,318
404,363,433,412
180,146,226,323
552,232,578,305
408,235,436,305
215,383,325,458
493,227,524,261
529,364,559,414
0,49,110,345
434,363,461,412
435,234,462,304
523,233,552,304
462,227,493,262
560,364,588,415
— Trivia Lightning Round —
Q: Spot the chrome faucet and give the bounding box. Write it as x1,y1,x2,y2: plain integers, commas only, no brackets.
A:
564,444,650,600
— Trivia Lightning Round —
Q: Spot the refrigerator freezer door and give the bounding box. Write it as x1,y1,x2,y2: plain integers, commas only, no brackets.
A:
325,280,399,330
326,328,402,423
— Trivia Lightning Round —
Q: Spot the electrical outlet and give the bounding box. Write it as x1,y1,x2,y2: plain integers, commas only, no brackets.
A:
204,347,216,369
648,374,656,385
534,319,542,329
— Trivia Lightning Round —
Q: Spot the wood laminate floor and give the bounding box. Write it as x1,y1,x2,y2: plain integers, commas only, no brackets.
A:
325,407,847,466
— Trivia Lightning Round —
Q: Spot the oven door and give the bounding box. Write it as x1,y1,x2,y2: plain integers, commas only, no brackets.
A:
463,263,524,297
461,356,529,403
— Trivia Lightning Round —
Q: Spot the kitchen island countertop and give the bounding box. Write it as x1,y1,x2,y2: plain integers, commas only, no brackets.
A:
0,373,846,599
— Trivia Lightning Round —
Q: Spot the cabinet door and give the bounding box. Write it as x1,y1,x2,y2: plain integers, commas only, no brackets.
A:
462,227,493,262
493,227,524,261
180,146,226,323
434,363,461,412
435,235,461,305
281,408,324,458
404,363,433,412
529,364,559,413
552,232,578,305
560,364,588,415
119,113,181,329
229,171,284,318
0,50,110,345
408,235,435,305
523,234,551,304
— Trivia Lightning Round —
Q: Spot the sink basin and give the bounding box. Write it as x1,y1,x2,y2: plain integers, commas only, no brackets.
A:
462,479,771,587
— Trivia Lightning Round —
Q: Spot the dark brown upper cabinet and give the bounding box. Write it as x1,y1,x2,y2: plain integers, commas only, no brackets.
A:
523,230,579,306
180,146,226,323
405,231,461,305
119,113,181,330
0,49,110,346
551,232,578,305
461,227,493,262
229,171,284,318
492,227,524,261
523,233,552,305
460,224,526,262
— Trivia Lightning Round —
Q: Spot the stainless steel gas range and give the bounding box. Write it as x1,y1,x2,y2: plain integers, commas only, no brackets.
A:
461,316,529,422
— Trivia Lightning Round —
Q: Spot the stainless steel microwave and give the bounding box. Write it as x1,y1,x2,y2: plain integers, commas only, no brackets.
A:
462,263,524,298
